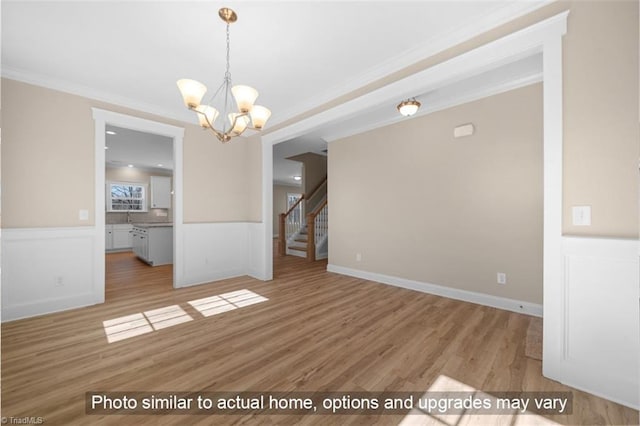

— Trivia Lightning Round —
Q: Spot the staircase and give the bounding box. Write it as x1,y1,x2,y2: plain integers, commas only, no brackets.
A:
286,227,310,256
278,177,328,261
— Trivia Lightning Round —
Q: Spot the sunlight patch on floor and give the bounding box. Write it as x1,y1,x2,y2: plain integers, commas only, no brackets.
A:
103,289,267,343
144,305,193,330
103,313,154,343
103,305,193,343
188,289,268,317
398,375,562,426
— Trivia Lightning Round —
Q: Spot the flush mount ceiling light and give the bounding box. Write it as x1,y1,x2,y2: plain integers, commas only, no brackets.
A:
397,98,421,117
293,176,302,181
177,7,271,143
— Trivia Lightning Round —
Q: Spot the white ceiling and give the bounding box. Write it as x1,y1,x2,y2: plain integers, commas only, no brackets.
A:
2,1,551,182
105,125,174,172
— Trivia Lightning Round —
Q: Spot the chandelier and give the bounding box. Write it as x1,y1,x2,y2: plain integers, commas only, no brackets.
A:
397,98,421,117
177,8,271,143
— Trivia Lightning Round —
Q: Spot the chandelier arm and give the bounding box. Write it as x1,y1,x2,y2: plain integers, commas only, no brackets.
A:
202,77,230,110
192,107,225,141
228,112,250,136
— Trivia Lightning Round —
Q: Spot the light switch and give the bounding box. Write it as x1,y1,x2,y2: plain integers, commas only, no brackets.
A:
572,206,591,226
79,209,89,221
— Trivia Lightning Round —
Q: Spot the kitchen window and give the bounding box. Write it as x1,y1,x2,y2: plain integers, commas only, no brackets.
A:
107,182,148,212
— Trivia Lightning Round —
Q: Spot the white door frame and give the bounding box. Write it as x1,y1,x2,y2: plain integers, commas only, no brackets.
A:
262,12,569,381
92,108,185,301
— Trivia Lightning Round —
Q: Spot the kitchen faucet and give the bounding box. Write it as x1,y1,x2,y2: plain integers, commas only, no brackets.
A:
127,210,132,224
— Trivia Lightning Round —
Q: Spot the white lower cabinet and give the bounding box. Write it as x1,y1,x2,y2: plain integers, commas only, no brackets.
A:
132,225,172,266
106,224,133,251
113,224,133,249
105,227,114,250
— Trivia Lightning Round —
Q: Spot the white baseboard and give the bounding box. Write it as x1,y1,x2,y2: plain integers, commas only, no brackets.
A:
326,264,542,317
2,293,98,322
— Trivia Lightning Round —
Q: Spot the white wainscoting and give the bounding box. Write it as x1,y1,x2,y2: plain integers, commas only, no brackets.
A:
556,236,639,409
3,223,269,321
247,222,267,281
326,264,543,317
2,227,101,322
178,222,267,288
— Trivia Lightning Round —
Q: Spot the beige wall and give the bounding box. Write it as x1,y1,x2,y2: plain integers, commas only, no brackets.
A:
270,0,640,238
2,79,95,227
561,0,639,237
105,166,173,224
246,134,263,223
273,184,302,236
1,78,263,228
329,84,544,304
288,152,327,212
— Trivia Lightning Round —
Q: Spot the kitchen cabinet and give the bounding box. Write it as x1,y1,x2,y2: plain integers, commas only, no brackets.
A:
150,176,172,209
106,224,133,251
132,224,172,266
112,224,133,249
105,227,114,250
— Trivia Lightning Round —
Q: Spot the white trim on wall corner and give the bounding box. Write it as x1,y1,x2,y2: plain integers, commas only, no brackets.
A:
327,264,543,318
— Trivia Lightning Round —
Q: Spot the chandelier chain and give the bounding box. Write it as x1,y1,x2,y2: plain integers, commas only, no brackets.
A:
225,23,231,80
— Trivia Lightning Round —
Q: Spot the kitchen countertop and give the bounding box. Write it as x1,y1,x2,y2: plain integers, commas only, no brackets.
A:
132,223,173,228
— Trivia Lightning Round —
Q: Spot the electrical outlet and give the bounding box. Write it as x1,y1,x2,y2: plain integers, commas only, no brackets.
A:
356,253,362,262
54,276,64,287
497,273,507,285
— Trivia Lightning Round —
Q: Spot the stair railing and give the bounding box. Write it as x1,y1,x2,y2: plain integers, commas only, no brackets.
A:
278,176,327,256
306,199,328,262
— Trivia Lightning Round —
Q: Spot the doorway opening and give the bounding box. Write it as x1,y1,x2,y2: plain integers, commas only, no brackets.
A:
104,125,175,300
93,108,185,304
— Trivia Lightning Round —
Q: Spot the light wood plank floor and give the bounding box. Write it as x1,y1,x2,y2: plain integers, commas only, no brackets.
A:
1,251,638,425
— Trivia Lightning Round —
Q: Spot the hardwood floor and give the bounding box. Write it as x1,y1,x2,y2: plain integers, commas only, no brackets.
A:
1,250,637,425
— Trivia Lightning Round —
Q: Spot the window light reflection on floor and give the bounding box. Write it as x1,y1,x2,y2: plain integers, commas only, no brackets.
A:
398,375,562,426
144,305,193,330
103,313,154,343
103,289,267,343
103,305,193,343
188,289,268,317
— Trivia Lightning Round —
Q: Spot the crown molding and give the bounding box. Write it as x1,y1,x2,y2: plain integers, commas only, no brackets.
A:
2,66,196,126
2,1,558,136
268,0,558,130
264,10,568,146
